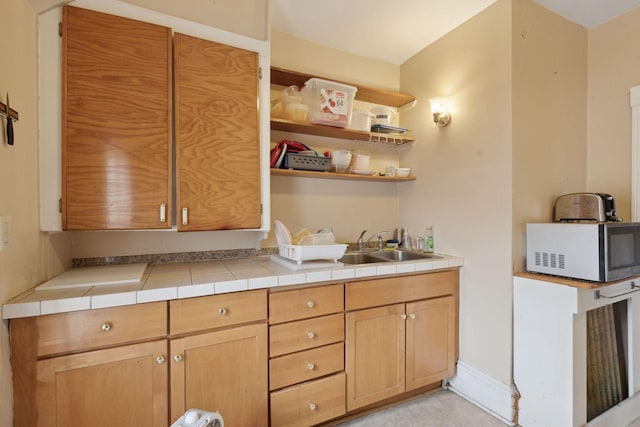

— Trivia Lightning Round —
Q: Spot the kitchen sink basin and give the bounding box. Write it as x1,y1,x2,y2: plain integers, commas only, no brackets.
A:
339,250,441,265
370,250,440,262
339,252,390,264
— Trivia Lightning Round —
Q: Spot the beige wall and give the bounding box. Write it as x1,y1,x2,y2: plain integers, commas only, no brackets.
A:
268,30,403,246
588,7,640,221
399,0,586,387
0,1,71,424
511,0,588,271
400,0,514,385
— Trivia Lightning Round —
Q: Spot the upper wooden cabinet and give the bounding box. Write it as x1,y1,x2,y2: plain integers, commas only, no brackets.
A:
62,6,172,230
174,33,261,231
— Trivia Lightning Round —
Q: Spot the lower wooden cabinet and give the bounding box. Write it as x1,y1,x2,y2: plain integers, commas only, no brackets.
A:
36,340,168,427
271,373,346,427
10,271,458,427
345,271,458,412
406,296,456,390
346,304,406,410
169,322,268,426
10,293,269,427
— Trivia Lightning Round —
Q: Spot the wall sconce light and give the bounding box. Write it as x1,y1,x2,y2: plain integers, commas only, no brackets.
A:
429,98,451,127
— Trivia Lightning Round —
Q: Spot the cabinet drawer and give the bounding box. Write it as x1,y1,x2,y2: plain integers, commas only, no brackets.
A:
270,313,344,357
269,284,344,324
346,270,459,310
270,372,346,427
170,289,267,335
15,302,168,357
270,342,344,391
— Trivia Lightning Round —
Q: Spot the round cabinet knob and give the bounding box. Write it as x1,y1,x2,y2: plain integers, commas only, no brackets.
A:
101,322,112,332
307,363,315,371
218,308,227,316
308,402,317,411
306,301,315,308
173,354,183,363
306,332,316,340
155,356,165,365
409,313,416,320
400,314,407,320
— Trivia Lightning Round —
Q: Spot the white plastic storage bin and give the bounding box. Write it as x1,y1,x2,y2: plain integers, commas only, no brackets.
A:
301,78,357,128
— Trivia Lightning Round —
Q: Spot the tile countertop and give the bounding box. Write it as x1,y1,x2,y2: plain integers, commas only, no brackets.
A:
2,253,463,320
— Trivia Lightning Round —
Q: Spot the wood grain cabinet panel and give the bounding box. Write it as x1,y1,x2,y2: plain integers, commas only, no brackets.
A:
169,323,268,426
345,273,459,412
174,33,261,231
35,340,168,427
169,289,267,335
346,304,406,410
270,373,346,427
269,342,344,390
406,296,456,390
16,301,168,357
62,6,172,230
269,313,344,357
269,284,344,324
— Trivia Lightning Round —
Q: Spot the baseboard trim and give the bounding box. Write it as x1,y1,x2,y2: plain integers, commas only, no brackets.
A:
447,361,516,426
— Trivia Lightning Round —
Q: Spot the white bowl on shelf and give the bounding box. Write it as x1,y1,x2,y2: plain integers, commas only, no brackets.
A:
395,167,411,177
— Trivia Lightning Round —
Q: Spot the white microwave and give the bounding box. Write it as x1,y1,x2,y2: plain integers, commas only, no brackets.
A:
526,222,640,282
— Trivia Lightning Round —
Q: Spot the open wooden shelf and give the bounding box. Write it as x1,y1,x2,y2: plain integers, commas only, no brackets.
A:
271,67,416,108
271,119,414,145
271,168,416,182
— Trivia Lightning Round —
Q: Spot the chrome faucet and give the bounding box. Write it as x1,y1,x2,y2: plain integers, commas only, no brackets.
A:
357,230,391,251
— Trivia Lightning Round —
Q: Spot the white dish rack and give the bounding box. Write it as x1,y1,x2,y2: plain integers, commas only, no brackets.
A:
278,243,348,264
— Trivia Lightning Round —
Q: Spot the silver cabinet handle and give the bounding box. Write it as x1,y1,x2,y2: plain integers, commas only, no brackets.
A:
182,207,188,225
308,402,317,411
400,314,407,320
173,354,183,363
409,313,416,320
307,363,315,371
306,300,315,308
155,356,165,365
160,203,166,223
101,322,112,332
307,332,315,339
218,308,227,316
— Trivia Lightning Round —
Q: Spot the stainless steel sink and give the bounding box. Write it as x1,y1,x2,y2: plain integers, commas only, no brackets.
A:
339,250,441,264
370,250,440,262
339,252,390,265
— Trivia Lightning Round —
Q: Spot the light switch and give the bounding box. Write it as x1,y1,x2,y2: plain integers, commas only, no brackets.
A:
0,216,9,252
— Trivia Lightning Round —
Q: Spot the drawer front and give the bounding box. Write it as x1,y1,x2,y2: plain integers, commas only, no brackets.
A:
269,313,344,357
270,342,344,390
271,372,346,427
346,270,459,311
170,289,267,335
269,284,344,324
32,302,167,357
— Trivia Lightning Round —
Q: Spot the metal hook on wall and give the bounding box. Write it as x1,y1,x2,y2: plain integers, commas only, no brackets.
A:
1,93,18,146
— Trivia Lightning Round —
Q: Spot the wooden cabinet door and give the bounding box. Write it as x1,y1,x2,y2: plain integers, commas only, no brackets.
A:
36,340,168,427
62,6,172,230
406,296,456,391
174,33,261,231
346,304,405,411
170,323,268,426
